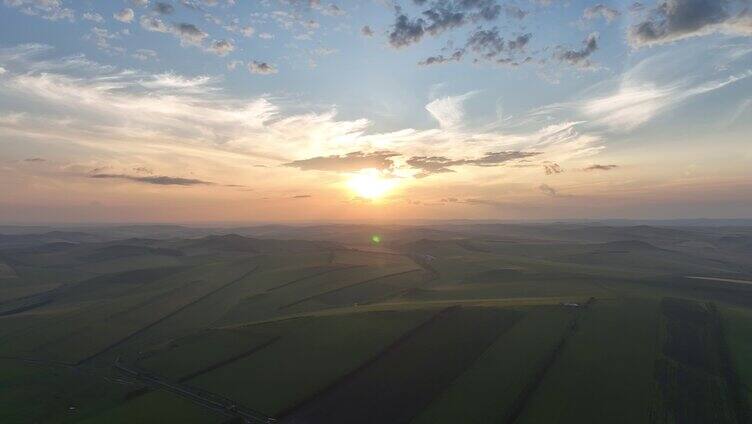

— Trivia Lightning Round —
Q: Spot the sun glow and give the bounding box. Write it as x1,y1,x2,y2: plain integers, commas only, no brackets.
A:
347,169,397,200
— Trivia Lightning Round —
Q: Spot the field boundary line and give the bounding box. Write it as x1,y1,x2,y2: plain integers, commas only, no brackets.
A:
504,297,596,424
76,265,260,365
277,268,422,311
277,306,458,418
267,265,366,292
115,358,275,423
177,336,281,383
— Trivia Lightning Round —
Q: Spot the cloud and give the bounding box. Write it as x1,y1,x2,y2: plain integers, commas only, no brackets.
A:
89,173,215,186
420,28,531,66
583,4,620,23
285,151,399,172
280,0,345,17
418,49,464,66
174,22,208,45
508,33,532,51
139,16,212,48
0,51,289,160
318,3,345,16
538,183,558,196
114,8,135,23
140,15,170,32
408,151,541,177
3,0,74,21
581,84,669,129
554,32,598,68
628,0,751,47
388,0,502,48
0,45,606,199
469,151,542,166
292,194,311,198
584,164,618,171
85,27,126,54
388,14,425,48
154,1,174,14
268,9,321,39
24,157,45,162
313,47,337,56
83,11,104,23
406,156,459,177
248,61,278,75
132,0,149,6
361,25,374,37
466,28,506,59
207,39,234,56
141,72,214,89
629,2,646,13
580,61,752,130
132,48,158,60
504,5,528,20
240,25,255,37
422,4,466,36
425,91,475,128
543,163,563,175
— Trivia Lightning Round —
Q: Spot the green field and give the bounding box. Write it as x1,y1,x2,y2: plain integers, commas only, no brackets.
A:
0,223,751,423
412,306,576,423
722,306,752,413
283,306,521,423
189,309,436,415
516,297,660,424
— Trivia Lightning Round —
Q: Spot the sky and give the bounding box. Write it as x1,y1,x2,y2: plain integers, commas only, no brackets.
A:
0,0,751,223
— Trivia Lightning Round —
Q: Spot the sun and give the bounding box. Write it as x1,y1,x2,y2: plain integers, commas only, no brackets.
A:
347,169,397,200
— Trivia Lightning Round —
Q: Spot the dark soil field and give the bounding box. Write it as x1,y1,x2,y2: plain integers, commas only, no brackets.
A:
282,306,521,424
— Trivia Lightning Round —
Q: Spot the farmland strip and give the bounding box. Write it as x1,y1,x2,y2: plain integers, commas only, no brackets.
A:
280,306,520,424
178,336,281,383
278,306,456,419
267,265,365,292
76,266,259,365
0,298,53,316
504,298,596,424
277,268,421,311
715,305,751,424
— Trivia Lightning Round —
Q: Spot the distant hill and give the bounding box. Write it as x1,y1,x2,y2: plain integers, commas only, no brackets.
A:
0,231,104,248
173,234,339,255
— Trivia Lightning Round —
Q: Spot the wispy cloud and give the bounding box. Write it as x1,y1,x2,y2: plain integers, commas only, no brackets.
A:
581,68,752,131
89,173,214,186
408,151,541,178
425,91,476,129
584,164,618,171
82,11,104,23
285,151,399,172
4,0,74,21
0,44,632,200
539,183,558,197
